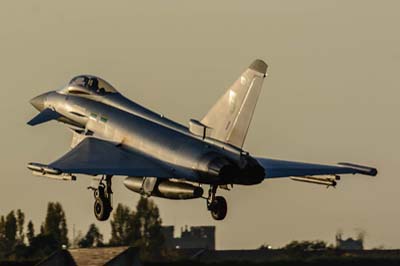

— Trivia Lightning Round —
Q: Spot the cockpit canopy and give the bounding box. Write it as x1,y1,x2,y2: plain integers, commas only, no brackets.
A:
61,75,118,96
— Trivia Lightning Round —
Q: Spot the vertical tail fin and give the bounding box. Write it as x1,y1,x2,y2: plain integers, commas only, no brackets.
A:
201,59,267,148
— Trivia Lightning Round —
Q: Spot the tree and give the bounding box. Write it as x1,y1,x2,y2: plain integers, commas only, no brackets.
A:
109,204,135,246
28,234,59,258
78,224,104,248
0,216,6,258
5,211,17,251
43,202,69,246
283,240,328,252
16,209,25,245
27,220,35,245
109,198,164,258
0,211,19,257
133,197,164,258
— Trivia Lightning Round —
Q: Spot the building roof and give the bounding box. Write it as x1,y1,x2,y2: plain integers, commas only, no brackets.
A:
36,247,141,266
69,247,128,266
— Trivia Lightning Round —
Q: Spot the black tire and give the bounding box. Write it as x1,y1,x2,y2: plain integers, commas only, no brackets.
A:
210,196,227,221
94,196,111,221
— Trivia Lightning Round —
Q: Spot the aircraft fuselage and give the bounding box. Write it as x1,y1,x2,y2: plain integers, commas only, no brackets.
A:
42,91,265,185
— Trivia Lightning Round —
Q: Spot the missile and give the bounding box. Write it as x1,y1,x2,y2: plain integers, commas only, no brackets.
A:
28,162,76,181
32,171,76,181
28,162,61,175
290,175,339,187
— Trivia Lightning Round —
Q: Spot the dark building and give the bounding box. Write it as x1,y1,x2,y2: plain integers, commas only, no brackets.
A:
336,233,364,250
162,225,215,250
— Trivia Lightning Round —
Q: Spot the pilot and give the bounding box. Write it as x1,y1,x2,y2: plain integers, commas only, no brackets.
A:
97,87,106,94
87,78,99,92
81,76,89,87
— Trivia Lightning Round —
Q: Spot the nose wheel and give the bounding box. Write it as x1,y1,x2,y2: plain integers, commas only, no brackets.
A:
90,175,113,221
207,185,228,221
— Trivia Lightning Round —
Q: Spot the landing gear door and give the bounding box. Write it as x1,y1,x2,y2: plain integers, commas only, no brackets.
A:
142,177,158,196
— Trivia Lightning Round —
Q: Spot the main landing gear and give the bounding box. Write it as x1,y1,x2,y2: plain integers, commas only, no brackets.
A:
207,185,227,221
90,175,113,221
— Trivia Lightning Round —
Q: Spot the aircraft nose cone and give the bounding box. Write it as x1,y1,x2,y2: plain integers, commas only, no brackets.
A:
30,93,47,111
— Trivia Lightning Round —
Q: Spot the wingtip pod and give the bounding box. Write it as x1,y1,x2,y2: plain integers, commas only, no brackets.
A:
338,162,378,176
249,59,268,75
27,162,76,181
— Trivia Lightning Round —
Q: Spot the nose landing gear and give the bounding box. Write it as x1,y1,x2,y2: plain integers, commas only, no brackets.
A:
90,175,113,221
207,185,227,221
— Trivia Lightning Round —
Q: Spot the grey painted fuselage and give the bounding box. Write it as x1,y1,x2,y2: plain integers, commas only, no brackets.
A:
43,90,264,185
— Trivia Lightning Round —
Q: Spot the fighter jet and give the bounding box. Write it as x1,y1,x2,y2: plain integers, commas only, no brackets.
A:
27,59,377,221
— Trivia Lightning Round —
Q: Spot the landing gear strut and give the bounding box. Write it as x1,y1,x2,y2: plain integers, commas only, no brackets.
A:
91,175,113,221
207,185,227,221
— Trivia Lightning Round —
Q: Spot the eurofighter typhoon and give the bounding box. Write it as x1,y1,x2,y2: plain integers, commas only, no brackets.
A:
27,60,377,221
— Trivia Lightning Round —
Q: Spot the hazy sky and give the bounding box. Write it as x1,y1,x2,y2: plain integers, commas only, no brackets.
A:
0,1,399,249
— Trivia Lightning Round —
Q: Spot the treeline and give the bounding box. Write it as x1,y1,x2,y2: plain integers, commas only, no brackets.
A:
0,197,164,261
0,202,68,260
